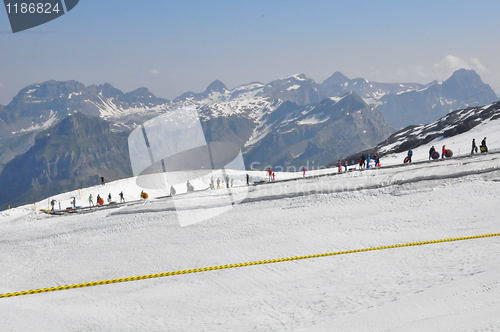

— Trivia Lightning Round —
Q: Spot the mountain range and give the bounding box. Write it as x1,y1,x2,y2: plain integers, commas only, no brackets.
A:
0,69,498,208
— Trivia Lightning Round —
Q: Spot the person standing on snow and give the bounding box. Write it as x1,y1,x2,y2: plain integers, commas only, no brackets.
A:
88,194,94,206
471,139,478,155
267,168,273,181
246,174,250,185
366,155,371,168
170,186,176,196
429,146,435,160
119,191,125,203
216,178,221,188
337,160,342,172
481,137,488,153
344,160,348,172
302,166,307,177
406,149,413,163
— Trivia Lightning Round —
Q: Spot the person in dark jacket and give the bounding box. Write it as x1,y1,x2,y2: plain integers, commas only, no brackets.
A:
471,139,478,155
429,146,435,160
481,137,488,152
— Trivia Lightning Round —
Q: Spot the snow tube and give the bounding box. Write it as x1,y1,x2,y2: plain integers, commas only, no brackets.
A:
431,151,440,160
97,198,104,205
403,156,410,164
141,192,148,199
480,146,487,152
444,149,453,158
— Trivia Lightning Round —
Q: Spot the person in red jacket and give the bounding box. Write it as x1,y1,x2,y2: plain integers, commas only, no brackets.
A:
267,168,273,181
441,145,446,158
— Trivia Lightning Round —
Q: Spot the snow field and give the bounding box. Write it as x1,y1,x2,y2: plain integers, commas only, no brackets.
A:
1,163,500,330
1,115,500,330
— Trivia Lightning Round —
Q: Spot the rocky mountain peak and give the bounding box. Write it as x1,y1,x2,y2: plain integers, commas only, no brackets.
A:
443,69,485,90
204,80,227,94
322,71,350,86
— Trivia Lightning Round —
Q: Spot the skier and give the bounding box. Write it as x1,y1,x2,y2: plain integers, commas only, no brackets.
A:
170,185,176,196
119,191,125,203
88,194,94,206
441,145,446,158
246,174,250,185
429,146,436,160
480,137,488,153
302,166,307,177
471,139,478,155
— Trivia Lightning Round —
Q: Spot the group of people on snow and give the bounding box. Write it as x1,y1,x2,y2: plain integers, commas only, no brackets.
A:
471,137,488,154
357,153,381,169
87,191,125,207
420,137,489,162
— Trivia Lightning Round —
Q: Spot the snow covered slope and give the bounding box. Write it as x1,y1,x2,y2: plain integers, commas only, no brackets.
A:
335,100,500,168
1,125,500,331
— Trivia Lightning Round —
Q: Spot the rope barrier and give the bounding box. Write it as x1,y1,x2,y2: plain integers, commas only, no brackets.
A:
1,232,499,299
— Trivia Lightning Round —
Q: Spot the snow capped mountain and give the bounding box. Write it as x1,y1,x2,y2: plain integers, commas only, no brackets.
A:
1,69,497,208
244,92,391,169
321,69,498,128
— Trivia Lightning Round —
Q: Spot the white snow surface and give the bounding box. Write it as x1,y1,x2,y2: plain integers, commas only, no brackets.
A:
1,125,500,331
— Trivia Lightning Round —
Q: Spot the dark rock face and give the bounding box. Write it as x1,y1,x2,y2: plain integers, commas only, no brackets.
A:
244,93,392,170
0,113,131,208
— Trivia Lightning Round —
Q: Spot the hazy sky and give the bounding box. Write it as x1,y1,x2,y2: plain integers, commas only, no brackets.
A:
1,0,499,105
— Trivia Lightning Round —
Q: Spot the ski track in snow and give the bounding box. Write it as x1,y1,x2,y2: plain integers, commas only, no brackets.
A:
1,128,500,330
